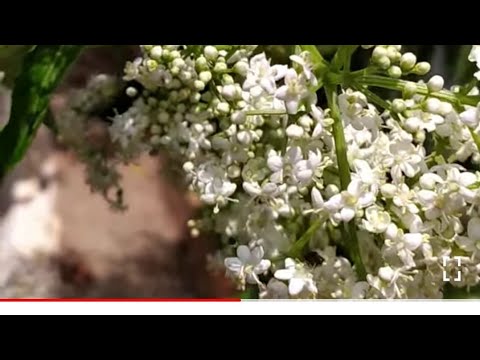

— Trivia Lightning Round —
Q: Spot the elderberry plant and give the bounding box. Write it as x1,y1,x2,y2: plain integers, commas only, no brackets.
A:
11,45,480,299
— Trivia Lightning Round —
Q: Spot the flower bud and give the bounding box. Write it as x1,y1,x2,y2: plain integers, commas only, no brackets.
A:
377,56,391,70
388,66,402,78
425,97,441,113
222,74,234,85
400,52,417,71
438,102,453,116
392,98,406,113
149,46,163,61
237,131,252,145
194,80,205,91
227,165,241,178
126,87,138,97
214,62,228,73
231,111,246,124
427,75,444,92
217,102,230,114
387,46,401,62
325,184,339,197
413,62,431,75
403,82,417,98
183,161,194,172
204,46,219,61
372,46,388,60
378,266,395,282
286,124,304,138
195,56,208,71
234,60,249,76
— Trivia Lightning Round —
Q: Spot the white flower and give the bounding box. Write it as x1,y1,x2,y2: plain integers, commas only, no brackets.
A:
404,111,444,133
224,245,271,285
384,231,423,268
383,140,424,181
194,164,237,208
455,217,480,255
292,150,322,186
274,258,318,296
459,104,480,129
243,53,287,96
324,179,375,223
290,52,318,86
362,206,391,233
275,69,310,114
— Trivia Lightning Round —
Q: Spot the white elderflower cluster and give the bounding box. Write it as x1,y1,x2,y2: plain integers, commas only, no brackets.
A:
60,45,480,299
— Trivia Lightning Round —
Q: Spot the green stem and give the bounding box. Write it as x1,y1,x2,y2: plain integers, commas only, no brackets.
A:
356,74,480,108
325,85,351,189
325,84,366,280
331,45,358,73
289,219,323,259
246,109,287,116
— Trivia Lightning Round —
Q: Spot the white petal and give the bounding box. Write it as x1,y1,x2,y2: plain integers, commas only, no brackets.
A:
417,190,437,205
224,257,242,273
378,266,395,282
262,182,278,194
311,187,324,209
286,99,300,115
243,182,262,196
347,179,363,197
358,192,375,208
340,207,356,222
458,172,477,187
250,85,263,98
459,108,478,128
288,278,305,296
468,217,480,241
251,246,265,262
271,65,288,81
403,233,422,250
296,169,313,183
270,171,284,184
275,85,288,100
456,236,476,252
312,123,323,138
353,160,373,182
200,194,216,204
274,269,294,281
324,194,343,212
267,155,283,172
287,146,302,163
236,245,251,262
284,68,298,83
284,258,296,269
401,162,416,178
254,259,271,274
286,124,304,138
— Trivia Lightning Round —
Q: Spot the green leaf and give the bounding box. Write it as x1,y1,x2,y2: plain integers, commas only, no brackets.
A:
0,45,83,179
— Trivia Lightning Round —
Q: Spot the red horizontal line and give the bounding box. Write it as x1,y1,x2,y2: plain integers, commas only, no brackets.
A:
0,298,241,302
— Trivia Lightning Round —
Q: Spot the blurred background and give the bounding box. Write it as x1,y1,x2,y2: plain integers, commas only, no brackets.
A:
0,45,474,298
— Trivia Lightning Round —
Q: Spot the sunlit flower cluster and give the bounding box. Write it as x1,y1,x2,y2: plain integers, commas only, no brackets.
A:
58,45,480,299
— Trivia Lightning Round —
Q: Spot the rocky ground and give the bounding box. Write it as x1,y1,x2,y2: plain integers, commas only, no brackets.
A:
0,47,234,298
